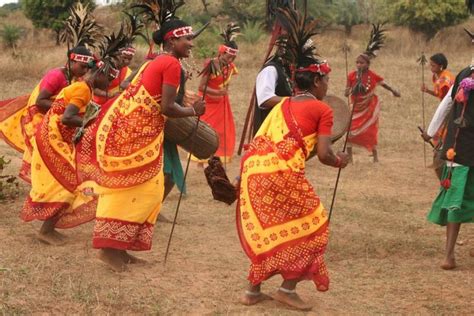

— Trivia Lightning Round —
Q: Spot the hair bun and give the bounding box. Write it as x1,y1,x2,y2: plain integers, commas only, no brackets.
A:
153,30,164,45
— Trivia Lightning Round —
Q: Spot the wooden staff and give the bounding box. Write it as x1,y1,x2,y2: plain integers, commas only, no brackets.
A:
163,61,216,265
418,52,428,167
328,40,352,222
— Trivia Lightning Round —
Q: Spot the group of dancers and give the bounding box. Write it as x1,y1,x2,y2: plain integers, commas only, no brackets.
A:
0,0,473,312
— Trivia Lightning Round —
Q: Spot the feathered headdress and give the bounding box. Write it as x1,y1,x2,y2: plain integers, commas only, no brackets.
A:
218,23,240,56
60,2,103,53
96,26,130,78
266,0,296,27
131,0,184,27
274,6,330,76
361,23,386,60
120,12,147,57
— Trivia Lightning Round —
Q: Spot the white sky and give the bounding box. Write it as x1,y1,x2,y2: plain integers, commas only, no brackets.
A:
0,0,18,5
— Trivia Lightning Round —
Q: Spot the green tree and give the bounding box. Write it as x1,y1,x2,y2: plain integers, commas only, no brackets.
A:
0,24,24,55
391,0,469,39
22,0,96,45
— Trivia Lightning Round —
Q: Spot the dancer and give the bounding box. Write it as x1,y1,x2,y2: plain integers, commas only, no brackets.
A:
421,53,454,100
196,23,239,163
345,24,401,162
238,7,349,311
76,3,205,271
0,3,100,182
422,58,474,270
20,29,125,245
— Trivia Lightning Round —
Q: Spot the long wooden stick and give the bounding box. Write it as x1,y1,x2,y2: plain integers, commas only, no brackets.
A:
328,40,352,222
418,52,428,167
163,67,213,265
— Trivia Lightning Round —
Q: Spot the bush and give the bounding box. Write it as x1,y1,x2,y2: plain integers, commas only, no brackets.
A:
391,0,470,39
241,21,265,44
0,156,19,201
0,24,24,55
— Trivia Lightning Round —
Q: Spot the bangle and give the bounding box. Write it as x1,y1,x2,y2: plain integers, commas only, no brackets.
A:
334,156,342,168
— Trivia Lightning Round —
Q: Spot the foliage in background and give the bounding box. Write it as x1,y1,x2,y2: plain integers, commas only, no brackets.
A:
391,0,470,39
241,21,265,44
0,24,25,56
0,2,21,18
22,0,96,45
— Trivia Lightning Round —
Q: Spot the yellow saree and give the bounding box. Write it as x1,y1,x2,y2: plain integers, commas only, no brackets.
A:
238,98,330,292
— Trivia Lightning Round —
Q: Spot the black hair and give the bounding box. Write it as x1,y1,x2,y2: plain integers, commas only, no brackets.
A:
225,40,238,50
68,45,92,57
430,53,448,69
294,57,321,90
152,19,190,45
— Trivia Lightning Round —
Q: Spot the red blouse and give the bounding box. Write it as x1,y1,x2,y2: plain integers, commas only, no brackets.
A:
142,54,181,99
289,98,333,137
347,70,384,95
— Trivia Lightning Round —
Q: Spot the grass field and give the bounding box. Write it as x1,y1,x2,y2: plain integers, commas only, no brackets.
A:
1,10,474,315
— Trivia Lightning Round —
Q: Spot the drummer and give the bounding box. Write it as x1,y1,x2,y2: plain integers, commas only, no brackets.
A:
238,7,349,310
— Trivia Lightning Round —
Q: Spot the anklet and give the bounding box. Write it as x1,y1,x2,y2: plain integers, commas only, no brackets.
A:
245,290,261,296
278,287,296,294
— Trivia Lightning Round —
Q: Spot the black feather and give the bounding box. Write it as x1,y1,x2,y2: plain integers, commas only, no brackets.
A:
130,0,185,27
363,23,386,59
60,2,103,49
220,22,240,45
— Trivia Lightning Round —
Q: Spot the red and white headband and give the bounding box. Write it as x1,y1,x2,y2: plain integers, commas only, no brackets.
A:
218,44,238,56
163,26,194,41
295,61,331,76
121,47,136,56
95,59,120,79
69,53,94,63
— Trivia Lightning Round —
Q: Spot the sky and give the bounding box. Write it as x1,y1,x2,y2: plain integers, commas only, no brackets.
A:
0,0,18,5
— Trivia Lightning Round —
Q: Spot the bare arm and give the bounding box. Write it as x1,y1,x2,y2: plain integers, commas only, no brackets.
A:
381,82,401,97
61,105,83,127
260,96,284,109
198,73,225,97
317,136,349,168
161,84,205,117
36,89,55,113
344,86,351,97
93,88,108,98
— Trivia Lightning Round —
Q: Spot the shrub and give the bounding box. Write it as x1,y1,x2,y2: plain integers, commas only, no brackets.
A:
0,24,24,55
241,21,265,44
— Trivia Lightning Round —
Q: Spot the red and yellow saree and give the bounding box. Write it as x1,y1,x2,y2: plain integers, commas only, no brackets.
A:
237,97,332,292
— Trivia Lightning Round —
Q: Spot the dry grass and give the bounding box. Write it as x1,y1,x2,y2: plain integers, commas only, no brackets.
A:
1,10,474,315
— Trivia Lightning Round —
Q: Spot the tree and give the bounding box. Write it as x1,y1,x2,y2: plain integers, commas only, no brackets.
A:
391,0,469,39
22,0,96,45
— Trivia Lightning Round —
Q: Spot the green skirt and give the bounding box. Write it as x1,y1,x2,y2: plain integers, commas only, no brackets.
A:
427,165,474,225
163,140,186,193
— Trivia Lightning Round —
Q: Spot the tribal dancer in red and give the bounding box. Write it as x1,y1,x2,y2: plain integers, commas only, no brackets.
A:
345,24,400,162
238,7,349,311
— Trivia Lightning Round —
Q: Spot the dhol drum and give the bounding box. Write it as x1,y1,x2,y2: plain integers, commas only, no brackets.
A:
307,94,351,160
164,114,219,160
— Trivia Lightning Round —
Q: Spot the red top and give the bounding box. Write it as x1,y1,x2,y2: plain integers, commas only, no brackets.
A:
39,68,68,95
289,98,333,137
347,70,384,95
142,54,181,100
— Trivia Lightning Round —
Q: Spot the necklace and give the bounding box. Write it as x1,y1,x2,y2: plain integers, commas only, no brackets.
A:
295,91,317,100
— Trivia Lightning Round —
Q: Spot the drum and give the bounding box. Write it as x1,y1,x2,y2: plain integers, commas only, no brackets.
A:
307,95,351,160
164,114,219,159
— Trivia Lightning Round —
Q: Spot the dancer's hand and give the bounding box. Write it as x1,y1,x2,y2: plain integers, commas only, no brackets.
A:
421,131,432,143
421,84,428,93
192,100,206,116
336,152,350,168
392,90,401,98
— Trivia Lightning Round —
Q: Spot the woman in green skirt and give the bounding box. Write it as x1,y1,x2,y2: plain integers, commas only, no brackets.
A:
423,65,474,269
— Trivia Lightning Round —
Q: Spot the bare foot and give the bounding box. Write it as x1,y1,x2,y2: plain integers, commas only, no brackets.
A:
36,230,67,246
122,251,147,264
97,249,128,272
469,249,474,257
240,291,272,306
157,214,173,224
272,289,313,311
440,257,456,270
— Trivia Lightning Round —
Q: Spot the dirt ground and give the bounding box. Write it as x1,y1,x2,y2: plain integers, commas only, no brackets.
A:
1,23,474,315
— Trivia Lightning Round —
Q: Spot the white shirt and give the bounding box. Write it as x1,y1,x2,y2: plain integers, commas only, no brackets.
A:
427,86,454,137
256,66,278,108
426,86,463,167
